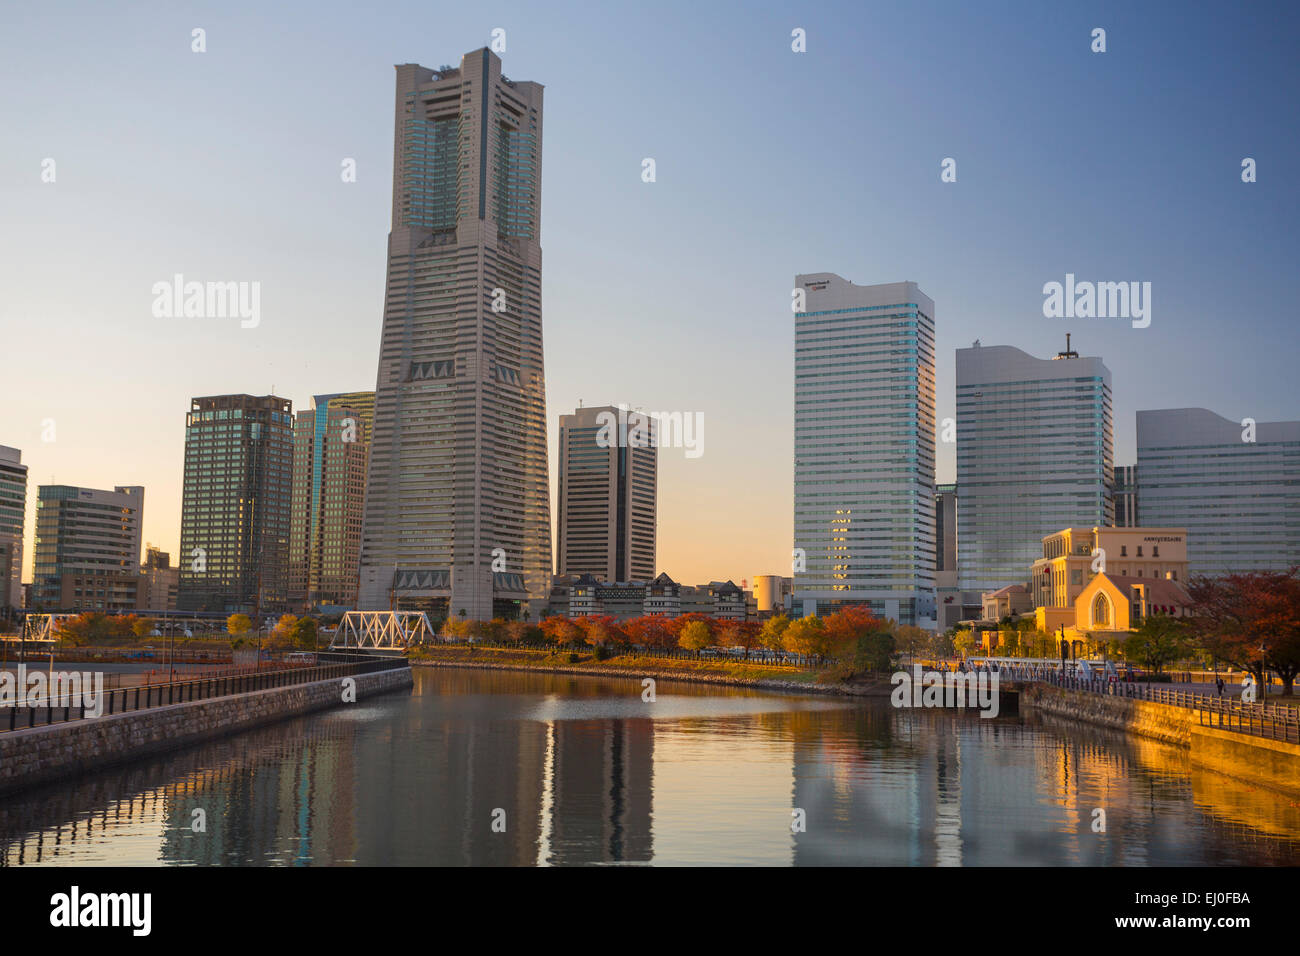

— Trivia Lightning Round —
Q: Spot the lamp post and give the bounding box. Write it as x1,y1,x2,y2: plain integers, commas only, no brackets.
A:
1258,642,1268,701
1059,625,1067,682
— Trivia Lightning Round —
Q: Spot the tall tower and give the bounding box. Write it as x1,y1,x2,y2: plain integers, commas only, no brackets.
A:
792,275,936,627
556,406,657,583
955,343,1113,593
358,50,551,622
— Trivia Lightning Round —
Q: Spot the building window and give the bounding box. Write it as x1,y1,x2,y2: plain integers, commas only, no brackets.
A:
1092,592,1112,628
1136,546,1143,557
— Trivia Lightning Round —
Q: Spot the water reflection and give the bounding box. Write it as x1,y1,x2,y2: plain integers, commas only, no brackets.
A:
0,668,1296,866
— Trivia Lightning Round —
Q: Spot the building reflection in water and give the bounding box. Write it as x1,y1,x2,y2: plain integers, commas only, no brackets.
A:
1,669,1298,866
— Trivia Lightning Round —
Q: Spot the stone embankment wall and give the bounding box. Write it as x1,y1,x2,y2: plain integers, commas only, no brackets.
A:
0,666,413,796
1021,683,1192,745
412,658,890,697
1021,683,1300,792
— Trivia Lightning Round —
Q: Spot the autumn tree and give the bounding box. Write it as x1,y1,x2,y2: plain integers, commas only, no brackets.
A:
759,615,791,655
226,613,253,647
783,616,830,660
720,621,762,659
623,616,674,651
540,615,580,647
952,627,976,659
678,620,712,655
54,612,136,646
1189,569,1300,695
270,614,298,648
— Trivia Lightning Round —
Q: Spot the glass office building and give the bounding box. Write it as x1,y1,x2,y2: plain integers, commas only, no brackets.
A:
178,394,294,614
289,392,374,611
955,344,1113,593
792,275,936,627
358,49,551,621
1137,408,1300,576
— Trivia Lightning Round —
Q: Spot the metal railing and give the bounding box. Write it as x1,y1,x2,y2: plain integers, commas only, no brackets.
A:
0,656,408,734
1042,673,1300,744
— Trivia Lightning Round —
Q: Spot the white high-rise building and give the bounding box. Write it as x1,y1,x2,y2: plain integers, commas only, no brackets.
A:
792,275,936,627
1137,408,1300,576
955,342,1113,593
358,50,551,621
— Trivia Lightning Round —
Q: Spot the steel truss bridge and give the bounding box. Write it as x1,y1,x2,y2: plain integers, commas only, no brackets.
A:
329,611,435,650
19,614,77,643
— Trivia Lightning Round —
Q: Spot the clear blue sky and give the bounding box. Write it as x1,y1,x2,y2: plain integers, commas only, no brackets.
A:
1,0,1297,586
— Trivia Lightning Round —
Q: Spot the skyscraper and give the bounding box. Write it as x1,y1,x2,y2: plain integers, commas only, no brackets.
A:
792,275,936,627
358,49,551,622
956,342,1113,593
289,392,374,611
33,484,144,612
1113,464,1138,527
0,446,26,613
178,394,294,614
556,405,657,582
1137,408,1300,576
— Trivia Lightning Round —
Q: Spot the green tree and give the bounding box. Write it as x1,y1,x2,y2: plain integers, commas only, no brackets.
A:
1123,615,1191,675
894,625,929,662
927,630,955,659
291,616,319,650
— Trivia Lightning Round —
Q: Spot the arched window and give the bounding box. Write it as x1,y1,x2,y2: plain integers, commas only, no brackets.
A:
1091,592,1112,628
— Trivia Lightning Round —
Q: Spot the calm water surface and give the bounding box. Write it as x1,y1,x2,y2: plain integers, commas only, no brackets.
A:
2,668,1298,866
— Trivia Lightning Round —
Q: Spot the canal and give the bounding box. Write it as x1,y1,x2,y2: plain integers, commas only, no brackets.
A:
1,668,1297,865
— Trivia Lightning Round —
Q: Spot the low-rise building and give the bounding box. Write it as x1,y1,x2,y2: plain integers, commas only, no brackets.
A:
981,584,1033,621
545,574,750,622
139,546,179,611
1031,526,1188,635
1047,572,1194,655
752,574,792,618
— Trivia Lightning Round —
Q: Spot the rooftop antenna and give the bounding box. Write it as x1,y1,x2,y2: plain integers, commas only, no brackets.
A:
1056,333,1079,360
